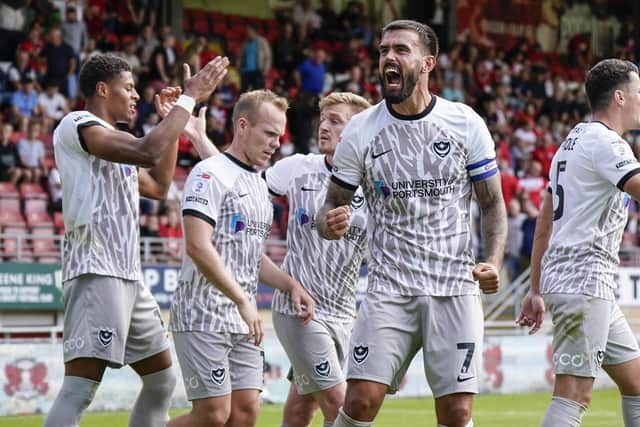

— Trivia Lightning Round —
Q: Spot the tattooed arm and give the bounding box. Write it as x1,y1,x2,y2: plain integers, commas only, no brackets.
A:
471,173,508,294
317,180,356,240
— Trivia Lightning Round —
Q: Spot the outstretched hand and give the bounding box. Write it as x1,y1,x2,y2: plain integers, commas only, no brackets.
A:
516,291,546,335
182,57,229,103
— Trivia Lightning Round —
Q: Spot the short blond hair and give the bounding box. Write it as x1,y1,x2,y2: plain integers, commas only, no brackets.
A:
319,92,371,115
231,89,289,129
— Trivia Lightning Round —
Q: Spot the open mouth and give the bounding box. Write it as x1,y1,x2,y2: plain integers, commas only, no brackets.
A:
384,66,402,89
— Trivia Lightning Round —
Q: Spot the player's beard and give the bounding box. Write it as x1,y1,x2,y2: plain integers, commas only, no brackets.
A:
381,65,420,104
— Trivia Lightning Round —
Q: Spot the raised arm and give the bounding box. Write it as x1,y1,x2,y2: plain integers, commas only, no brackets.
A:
317,180,356,240
81,57,229,168
471,173,508,294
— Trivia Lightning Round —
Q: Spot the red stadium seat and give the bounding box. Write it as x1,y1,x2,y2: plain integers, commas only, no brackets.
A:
0,182,19,197
20,183,48,200
0,210,25,227
26,211,53,229
0,197,20,212
24,198,48,214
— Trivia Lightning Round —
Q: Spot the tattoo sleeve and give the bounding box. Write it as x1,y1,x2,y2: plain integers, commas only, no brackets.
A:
317,180,356,239
473,173,508,269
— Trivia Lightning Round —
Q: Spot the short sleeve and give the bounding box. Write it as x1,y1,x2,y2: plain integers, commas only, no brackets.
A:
594,138,640,190
466,109,498,181
182,166,223,228
331,119,363,191
264,154,303,196
57,112,106,154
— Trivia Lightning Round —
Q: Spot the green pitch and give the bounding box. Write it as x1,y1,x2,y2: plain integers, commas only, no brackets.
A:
1,389,622,426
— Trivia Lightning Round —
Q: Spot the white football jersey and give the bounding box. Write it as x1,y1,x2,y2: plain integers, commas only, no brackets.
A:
541,122,640,300
170,153,273,333
331,97,498,296
54,111,141,282
265,153,367,321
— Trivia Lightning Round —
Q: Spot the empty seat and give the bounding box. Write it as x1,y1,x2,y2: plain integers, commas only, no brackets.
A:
26,211,53,229
25,198,48,214
0,182,19,197
20,183,48,200
0,210,25,227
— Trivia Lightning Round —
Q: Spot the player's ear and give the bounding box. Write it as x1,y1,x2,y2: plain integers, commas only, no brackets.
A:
615,89,625,106
96,81,108,98
423,55,436,74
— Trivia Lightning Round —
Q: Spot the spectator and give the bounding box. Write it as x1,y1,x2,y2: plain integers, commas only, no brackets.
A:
18,23,45,69
498,158,521,209
133,0,159,28
442,75,466,102
40,27,77,97
316,0,340,41
292,0,322,33
531,131,557,179
134,84,156,134
518,160,547,209
0,0,26,61
237,24,272,92
61,4,88,54
0,122,28,183
83,3,105,39
505,198,526,282
136,24,160,67
159,208,182,262
290,45,327,153
7,50,38,92
148,33,177,88
38,80,69,133
117,40,143,82
10,76,40,132
272,21,302,82
206,92,227,148
48,166,62,212
17,119,47,183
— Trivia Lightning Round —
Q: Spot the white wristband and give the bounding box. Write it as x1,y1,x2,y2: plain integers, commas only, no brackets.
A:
174,94,196,113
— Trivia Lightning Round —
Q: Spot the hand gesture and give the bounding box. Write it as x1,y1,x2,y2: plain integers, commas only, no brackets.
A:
290,282,316,326
324,206,350,239
154,86,181,118
183,56,229,103
237,298,263,346
472,262,500,294
516,291,546,335
155,88,208,144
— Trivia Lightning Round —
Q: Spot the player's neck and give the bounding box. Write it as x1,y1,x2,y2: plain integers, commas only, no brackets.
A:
226,143,255,169
324,154,333,168
85,101,117,127
591,112,623,135
388,88,432,117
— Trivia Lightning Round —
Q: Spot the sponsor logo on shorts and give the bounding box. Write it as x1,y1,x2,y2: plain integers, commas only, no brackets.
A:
63,337,85,353
187,376,200,389
314,360,331,377
553,352,585,368
210,367,226,385
352,345,369,365
457,373,475,382
97,328,114,347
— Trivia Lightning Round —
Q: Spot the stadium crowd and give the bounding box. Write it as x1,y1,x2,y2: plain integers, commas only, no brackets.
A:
0,0,637,278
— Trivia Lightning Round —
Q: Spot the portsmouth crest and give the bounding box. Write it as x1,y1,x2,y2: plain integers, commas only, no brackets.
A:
211,367,226,385
433,140,451,158
314,360,331,377
353,345,369,365
97,328,114,347
351,195,365,210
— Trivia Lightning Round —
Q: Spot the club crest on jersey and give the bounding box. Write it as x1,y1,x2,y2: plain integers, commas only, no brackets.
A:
314,360,331,377
296,207,310,225
351,195,364,210
230,214,246,233
433,140,451,158
97,328,114,347
353,345,369,365
210,367,226,385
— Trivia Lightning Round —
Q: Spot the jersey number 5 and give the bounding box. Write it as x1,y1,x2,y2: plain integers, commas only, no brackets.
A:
553,161,567,220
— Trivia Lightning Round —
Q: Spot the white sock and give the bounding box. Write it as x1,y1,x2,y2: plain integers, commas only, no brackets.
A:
622,395,640,427
330,407,373,427
541,396,586,427
43,376,99,427
128,367,177,427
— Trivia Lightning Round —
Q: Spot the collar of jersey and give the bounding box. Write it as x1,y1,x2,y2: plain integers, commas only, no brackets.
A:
589,120,613,131
222,152,257,173
323,156,332,172
385,95,436,121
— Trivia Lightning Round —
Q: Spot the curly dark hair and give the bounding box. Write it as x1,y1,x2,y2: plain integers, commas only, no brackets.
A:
585,59,639,112
79,54,132,98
